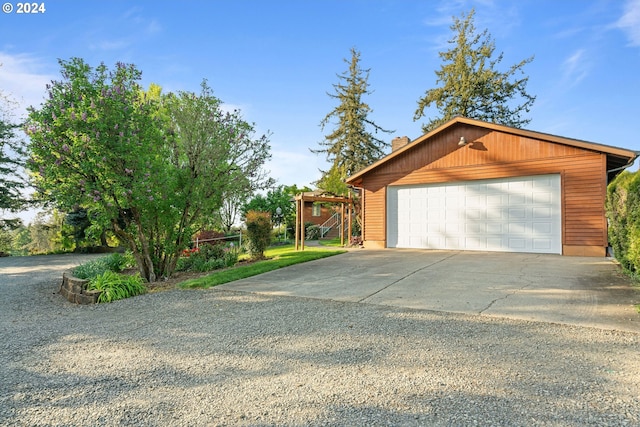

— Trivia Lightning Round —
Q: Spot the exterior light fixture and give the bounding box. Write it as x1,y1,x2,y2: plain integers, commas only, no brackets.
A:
458,136,467,146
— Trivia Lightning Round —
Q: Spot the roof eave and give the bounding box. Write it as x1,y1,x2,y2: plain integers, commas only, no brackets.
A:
345,116,638,184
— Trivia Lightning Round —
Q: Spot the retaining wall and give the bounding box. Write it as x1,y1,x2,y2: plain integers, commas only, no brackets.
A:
59,271,102,304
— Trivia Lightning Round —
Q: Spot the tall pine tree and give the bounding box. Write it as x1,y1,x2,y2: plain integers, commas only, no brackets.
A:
414,9,535,132
0,90,27,227
313,48,392,194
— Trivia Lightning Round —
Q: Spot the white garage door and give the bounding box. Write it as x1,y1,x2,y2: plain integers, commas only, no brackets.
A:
387,174,562,254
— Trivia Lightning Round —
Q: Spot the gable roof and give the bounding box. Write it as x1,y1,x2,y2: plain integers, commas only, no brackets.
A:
346,116,638,184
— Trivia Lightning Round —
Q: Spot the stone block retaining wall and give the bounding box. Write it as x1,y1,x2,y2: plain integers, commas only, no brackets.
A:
59,271,102,304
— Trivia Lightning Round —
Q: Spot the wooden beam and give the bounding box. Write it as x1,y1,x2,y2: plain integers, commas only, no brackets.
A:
340,203,345,246
295,199,300,251
300,198,305,250
295,194,352,204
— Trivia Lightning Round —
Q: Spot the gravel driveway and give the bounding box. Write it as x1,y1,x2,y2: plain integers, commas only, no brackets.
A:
1,254,639,426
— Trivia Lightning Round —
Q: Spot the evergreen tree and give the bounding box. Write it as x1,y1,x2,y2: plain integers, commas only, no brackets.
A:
0,89,28,226
313,48,393,194
414,9,535,132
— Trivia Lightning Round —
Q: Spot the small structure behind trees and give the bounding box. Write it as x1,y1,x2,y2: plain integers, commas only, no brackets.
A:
294,191,353,251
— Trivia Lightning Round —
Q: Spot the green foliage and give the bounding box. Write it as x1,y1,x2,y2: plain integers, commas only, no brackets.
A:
26,59,272,282
414,9,535,132
64,207,108,249
241,184,304,226
179,245,346,289
245,210,272,260
0,220,26,255
0,85,28,223
73,252,135,279
606,171,640,273
104,251,135,271
176,242,239,273
73,258,110,280
316,165,349,197
313,48,393,184
87,270,146,303
306,224,320,240
21,210,74,254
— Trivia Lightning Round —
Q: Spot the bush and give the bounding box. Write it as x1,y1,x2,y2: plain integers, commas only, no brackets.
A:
175,242,239,273
245,210,272,260
306,224,320,240
103,252,135,272
73,258,110,280
73,252,135,279
606,170,640,273
86,270,146,303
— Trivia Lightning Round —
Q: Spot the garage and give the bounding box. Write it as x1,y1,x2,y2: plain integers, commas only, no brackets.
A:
386,174,562,253
345,117,638,256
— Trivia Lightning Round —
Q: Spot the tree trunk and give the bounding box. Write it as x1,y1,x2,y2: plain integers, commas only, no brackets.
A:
111,218,157,283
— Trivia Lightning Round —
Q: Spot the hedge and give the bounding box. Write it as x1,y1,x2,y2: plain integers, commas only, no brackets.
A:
606,170,640,273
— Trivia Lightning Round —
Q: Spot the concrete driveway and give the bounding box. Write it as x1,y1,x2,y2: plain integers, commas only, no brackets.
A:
218,249,640,332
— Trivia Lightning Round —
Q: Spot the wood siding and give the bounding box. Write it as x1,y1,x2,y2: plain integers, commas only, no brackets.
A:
359,124,608,250
301,202,335,226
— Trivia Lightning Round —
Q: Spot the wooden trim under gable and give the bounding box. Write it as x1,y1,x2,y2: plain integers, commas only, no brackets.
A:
346,117,637,185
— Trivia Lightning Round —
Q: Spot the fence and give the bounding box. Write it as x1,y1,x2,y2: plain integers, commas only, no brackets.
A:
194,232,242,249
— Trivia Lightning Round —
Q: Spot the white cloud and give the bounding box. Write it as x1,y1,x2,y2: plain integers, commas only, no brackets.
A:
146,19,162,35
616,0,640,46
0,52,54,114
562,48,589,86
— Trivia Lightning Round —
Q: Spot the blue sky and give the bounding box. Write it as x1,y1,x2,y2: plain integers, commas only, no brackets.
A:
1,0,639,221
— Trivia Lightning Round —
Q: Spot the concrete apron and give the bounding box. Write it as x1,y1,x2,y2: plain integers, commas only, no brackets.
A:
217,249,640,333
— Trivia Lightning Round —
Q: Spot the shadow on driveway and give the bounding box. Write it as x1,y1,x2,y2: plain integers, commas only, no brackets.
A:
218,249,640,332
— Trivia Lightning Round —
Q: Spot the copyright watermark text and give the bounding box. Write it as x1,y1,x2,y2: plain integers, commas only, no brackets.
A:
3,2,47,14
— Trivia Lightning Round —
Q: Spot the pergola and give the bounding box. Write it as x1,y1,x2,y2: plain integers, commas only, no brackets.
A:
294,191,353,250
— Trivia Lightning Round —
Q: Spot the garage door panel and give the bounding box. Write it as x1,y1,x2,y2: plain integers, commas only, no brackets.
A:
509,238,527,249
533,207,552,219
509,208,527,219
533,238,553,250
387,175,561,254
487,194,506,205
532,222,552,234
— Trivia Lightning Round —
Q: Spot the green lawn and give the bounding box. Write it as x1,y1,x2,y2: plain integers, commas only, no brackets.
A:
317,237,343,247
178,245,346,289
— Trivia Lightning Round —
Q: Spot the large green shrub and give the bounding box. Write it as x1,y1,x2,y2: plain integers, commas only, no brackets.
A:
606,170,640,273
245,210,272,260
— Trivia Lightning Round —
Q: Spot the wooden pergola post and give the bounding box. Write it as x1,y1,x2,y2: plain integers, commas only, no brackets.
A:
340,203,345,246
295,197,300,251
347,202,352,246
294,191,353,251
300,197,305,250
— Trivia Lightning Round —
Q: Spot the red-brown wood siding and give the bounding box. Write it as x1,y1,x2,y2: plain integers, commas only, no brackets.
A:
302,202,335,226
359,124,607,248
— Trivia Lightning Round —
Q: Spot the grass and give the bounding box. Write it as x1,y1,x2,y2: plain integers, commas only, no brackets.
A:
178,244,346,289
317,237,344,247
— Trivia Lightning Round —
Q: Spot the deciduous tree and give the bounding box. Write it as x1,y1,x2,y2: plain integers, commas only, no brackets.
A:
414,9,535,132
26,59,272,281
